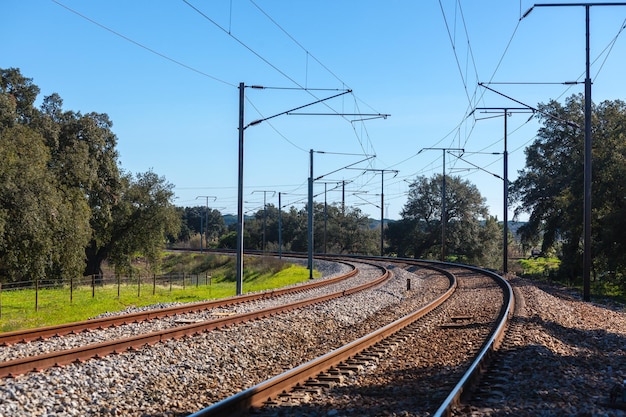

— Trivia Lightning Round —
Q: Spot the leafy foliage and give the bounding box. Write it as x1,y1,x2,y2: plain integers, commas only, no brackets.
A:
0,68,179,284
388,174,500,267
511,94,626,287
238,202,380,256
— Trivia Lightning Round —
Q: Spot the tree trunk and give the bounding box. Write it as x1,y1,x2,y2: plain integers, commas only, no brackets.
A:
84,241,107,283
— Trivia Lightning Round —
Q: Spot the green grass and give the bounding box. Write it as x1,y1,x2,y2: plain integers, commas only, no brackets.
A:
0,254,316,333
517,257,561,278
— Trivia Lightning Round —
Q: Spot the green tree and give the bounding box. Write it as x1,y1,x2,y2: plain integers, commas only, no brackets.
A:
390,174,492,263
35,93,124,279
179,206,226,246
323,204,378,255
0,125,90,283
0,67,40,125
105,171,180,274
511,94,626,284
1,69,92,284
1,67,179,282
240,201,379,256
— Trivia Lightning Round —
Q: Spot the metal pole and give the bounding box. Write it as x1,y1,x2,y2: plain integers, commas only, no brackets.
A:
344,168,396,256
342,180,346,215
236,83,244,295
308,149,314,279
504,111,509,274
199,207,203,253
583,5,592,301
474,107,531,272
263,192,267,253
421,148,463,261
205,200,209,249
380,171,385,257
441,149,446,262
324,183,328,254
522,2,626,300
278,192,282,259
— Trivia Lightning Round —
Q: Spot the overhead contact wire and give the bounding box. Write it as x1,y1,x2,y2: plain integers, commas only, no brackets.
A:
52,0,235,88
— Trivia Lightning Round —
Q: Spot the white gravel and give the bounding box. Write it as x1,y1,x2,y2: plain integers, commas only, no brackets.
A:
0,261,445,416
2,263,623,417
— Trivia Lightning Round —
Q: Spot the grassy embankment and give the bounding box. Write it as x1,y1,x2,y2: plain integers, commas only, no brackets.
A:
0,252,316,332
517,256,626,304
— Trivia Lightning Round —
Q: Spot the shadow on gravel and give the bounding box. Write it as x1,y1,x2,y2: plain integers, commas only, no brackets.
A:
465,314,626,415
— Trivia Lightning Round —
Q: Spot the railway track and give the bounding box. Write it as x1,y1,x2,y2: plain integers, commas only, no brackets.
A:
0,259,386,378
0,257,511,416
0,258,357,347
2,256,621,416
189,260,512,417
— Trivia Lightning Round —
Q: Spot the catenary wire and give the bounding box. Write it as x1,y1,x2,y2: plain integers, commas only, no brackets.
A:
51,0,235,88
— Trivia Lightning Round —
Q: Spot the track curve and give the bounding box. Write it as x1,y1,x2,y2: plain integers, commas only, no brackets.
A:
0,260,389,379
190,258,512,417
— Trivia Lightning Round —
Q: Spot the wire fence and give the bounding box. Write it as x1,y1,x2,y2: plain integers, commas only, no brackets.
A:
0,272,216,319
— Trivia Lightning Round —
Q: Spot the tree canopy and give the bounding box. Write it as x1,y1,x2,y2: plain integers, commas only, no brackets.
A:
511,94,626,283
223,202,379,256
388,174,501,267
0,67,179,283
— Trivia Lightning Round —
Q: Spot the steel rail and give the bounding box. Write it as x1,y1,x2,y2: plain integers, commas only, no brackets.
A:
0,259,356,346
188,263,457,417
422,261,514,417
0,262,388,378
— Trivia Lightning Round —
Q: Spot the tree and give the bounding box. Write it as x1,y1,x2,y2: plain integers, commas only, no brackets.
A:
35,94,124,279
1,67,180,282
179,206,226,246
321,204,378,255
238,201,379,256
95,171,180,275
0,67,40,125
390,174,492,264
0,125,91,283
1,69,93,284
511,94,626,283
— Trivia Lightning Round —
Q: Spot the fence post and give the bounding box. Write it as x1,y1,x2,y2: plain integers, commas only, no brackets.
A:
137,274,141,298
92,274,95,298
153,273,156,295
169,273,172,292
35,278,39,312
117,273,120,299
70,276,73,304
0,282,3,319
182,273,185,290
196,274,199,288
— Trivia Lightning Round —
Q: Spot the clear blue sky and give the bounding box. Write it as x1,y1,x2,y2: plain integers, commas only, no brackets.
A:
3,1,626,221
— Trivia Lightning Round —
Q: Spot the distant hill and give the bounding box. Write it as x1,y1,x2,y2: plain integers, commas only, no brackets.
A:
222,214,255,227
223,214,237,227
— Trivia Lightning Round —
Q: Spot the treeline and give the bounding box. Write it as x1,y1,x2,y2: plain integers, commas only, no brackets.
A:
511,94,626,289
176,203,383,256
176,173,510,271
3,68,625,294
1,68,180,283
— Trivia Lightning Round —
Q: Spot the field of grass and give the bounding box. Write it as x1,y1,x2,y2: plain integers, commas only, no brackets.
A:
0,253,316,332
517,256,561,278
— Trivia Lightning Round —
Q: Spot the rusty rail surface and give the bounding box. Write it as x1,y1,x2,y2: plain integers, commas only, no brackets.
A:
188,262,458,417
0,260,356,346
431,262,513,417
0,262,388,379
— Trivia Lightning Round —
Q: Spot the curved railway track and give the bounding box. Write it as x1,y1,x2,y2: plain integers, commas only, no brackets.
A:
0,256,514,417
0,259,387,378
189,259,513,417
0,258,356,346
